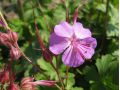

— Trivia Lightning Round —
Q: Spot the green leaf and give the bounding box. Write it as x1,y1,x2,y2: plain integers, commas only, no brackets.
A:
37,57,57,80
90,82,106,90
83,66,99,81
96,4,106,12
9,19,24,39
53,6,66,24
66,73,75,90
95,54,119,89
71,87,83,90
96,54,118,77
107,3,119,37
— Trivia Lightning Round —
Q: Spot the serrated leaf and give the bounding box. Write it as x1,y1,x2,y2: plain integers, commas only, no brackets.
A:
96,4,106,12
96,54,118,77
37,57,57,80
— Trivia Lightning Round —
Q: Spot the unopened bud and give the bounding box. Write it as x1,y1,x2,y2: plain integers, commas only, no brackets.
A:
7,83,20,90
35,23,53,62
0,32,11,47
10,46,21,60
21,77,35,90
7,30,18,44
21,77,56,89
31,80,57,87
0,69,9,84
42,49,53,62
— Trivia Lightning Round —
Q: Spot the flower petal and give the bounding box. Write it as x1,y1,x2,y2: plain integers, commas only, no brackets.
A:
73,22,91,39
62,46,84,67
54,22,73,38
49,33,70,55
77,37,97,59
78,45,95,59
81,37,97,49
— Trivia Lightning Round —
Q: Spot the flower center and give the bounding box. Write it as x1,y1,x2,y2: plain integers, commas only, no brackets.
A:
70,35,78,47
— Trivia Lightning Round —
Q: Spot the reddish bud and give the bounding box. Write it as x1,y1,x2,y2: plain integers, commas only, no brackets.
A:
0,68,9,84
0,30,18,48
42,49,53,62
21,77,36,90
35,23,52,62
30,80,57,87
0,32,11,47
21,77,57,90
10,46,21,60
7,83,20,90
7,30,18,44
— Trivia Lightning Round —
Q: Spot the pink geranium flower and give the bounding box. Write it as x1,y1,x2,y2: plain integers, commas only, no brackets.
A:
49,21,97,67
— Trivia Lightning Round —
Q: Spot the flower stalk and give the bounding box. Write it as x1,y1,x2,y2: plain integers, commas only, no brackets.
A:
0,11,10,30
65,66,69,88
34,22,65,90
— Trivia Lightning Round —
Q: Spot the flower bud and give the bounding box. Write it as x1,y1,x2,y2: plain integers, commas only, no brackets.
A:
21,77,56,90
10,46,21,60
0,32,11,47
7,30,18,44
35,23,52,62
0,69,9,84
7,83,20,90
31,80,56,87
42,49,53,62
21,77,36,90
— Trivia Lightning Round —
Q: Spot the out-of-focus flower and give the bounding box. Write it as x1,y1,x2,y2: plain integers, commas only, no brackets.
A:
0,30,18,47
0,30,21,60
0,32,11,47
7,30,18,44
10,46,21,60
21,77,56,90
30,80,57,87
0,66,9,84
21,77,35,90
49,21,97,67
7,83,20,90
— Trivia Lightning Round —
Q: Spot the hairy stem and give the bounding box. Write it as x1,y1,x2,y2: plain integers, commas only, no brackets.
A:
50,61,65,90
65,66,69,88
55,84,62,90
0,11,10,30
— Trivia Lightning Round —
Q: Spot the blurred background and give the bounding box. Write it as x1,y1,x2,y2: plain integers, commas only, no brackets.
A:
0,0,119,90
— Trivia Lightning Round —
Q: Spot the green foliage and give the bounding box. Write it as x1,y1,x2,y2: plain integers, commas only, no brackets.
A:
82,52,118,90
